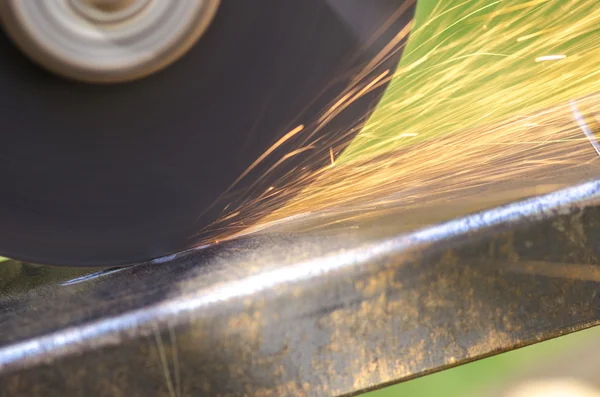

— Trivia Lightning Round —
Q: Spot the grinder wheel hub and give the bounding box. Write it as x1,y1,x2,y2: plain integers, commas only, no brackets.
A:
70,0,150,23
0,0,221,83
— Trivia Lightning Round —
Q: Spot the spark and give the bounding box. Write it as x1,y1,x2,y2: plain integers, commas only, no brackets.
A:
535,54,567,62
570,101,600,157
202,124,305,218
353,20,414,85
351,70,390,103
230,124,304,187
516,28,555,42
168,324,181,397
154,325,177,397
199,0,600,243
217,211,241,222
485,0,552,18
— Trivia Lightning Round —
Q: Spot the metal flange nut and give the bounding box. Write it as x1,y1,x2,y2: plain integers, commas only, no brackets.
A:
0,0,220,83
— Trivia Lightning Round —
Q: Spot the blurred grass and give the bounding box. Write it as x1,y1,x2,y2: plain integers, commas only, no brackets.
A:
355,0,600,395
364,326,600,397
264,0,600,225
341,0,600,162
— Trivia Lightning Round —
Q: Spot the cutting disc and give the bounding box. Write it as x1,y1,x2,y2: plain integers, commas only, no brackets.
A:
0,0,415,266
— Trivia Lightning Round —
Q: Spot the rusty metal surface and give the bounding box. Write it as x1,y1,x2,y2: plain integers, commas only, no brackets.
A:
1,179,600,396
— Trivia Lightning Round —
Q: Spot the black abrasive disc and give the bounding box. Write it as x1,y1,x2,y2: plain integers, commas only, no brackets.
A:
0,0,415,266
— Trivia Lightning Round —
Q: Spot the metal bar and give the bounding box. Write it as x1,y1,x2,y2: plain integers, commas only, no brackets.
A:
2,179,600,396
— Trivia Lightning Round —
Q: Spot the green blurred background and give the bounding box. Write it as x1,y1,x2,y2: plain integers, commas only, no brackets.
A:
358,0,600,395
365,325,600,396
342,0,600,162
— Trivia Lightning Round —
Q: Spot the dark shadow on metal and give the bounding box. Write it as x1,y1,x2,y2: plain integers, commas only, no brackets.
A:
2,180,600,396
